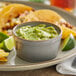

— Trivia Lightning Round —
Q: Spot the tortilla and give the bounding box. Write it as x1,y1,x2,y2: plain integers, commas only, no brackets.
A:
0,3,33,32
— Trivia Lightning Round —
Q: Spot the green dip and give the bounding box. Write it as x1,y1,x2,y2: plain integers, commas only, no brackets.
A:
16,24,58,40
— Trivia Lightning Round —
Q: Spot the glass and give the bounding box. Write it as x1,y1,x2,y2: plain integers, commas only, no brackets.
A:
50,0,76,12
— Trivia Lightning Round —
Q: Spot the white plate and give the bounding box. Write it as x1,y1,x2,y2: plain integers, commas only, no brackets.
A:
0,1,76,71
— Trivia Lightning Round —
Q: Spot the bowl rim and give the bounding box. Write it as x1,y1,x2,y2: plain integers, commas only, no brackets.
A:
13,21,62,42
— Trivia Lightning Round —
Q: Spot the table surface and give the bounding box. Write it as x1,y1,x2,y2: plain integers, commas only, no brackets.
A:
0,66,73,76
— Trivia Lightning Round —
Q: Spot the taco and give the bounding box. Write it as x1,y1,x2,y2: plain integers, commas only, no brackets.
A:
0,3,34,32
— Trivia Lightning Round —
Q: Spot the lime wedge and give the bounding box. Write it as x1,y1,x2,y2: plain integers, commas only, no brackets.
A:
62,34,75,51
0,32,9,42
2,36,15,52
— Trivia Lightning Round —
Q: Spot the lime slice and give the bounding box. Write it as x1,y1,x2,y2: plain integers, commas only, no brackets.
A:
2,36,15,52
0,32,9,42
62,34,75,51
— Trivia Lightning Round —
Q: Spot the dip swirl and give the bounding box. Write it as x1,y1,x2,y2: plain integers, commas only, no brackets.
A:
16,24,58,40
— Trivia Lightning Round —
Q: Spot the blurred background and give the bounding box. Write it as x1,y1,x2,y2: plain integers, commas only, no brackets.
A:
24,0,76,16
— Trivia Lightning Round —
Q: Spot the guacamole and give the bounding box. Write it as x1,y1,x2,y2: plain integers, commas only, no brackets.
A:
16,24,58,40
